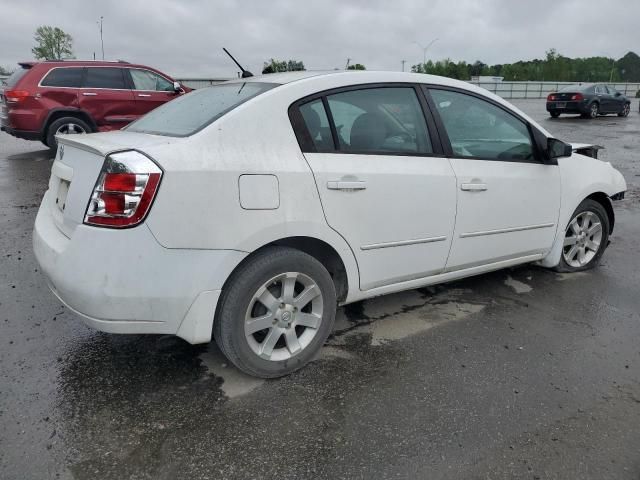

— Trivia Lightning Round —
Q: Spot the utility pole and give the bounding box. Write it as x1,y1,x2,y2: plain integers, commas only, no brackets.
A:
401,60,406,72
98,16,104,60
345,58,351,70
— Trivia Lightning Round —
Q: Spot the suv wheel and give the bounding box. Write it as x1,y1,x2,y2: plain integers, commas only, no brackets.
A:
45,116,92,149
214,247,337,378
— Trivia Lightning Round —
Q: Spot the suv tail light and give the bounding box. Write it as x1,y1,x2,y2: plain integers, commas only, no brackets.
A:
547,94,557,101
571,93,584,101
5,89,30,103
84,150,162,228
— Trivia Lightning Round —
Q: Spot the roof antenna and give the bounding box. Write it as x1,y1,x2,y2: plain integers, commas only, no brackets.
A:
223,48,253,78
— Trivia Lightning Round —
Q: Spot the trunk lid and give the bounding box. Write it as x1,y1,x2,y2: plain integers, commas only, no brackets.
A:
46,131,177,238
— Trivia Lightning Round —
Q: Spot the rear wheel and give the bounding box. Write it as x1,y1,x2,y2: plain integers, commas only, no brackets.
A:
618,102,630,117
45,116,91,150
214,247,337,378
555,199,610,272
587,102,599,119
550,111,560,118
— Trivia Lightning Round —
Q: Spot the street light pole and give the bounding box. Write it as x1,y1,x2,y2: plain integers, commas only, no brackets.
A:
98,16,104,60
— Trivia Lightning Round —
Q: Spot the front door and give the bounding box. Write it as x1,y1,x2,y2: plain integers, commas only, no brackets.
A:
128,68,179,120
427,87,561,271
294,86,457,290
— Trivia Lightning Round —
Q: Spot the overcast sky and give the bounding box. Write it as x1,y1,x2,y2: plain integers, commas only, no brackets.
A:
1,0,637,78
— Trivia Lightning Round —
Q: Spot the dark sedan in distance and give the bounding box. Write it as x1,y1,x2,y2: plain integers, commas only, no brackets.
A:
546,84,631,119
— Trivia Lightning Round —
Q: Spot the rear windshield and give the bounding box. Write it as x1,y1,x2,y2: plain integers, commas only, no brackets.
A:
2,67,30,87
559,84,588,92
126,82,277,137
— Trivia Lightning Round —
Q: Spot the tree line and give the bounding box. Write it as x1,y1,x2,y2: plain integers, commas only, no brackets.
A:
412,49,640,83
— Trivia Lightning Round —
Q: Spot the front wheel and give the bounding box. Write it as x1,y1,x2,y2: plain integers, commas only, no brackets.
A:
214,247,337,378
556,199,610,272
618,103,630,117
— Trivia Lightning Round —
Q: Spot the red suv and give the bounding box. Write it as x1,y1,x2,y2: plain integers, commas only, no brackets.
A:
1,60,189,148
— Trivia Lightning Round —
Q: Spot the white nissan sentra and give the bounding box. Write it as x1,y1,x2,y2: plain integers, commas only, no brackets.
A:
33,71,626,378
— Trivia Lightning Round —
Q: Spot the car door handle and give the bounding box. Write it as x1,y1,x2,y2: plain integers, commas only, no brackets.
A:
327,180,367,190
461,183,487,191
137,94,151,97
82,92,97,96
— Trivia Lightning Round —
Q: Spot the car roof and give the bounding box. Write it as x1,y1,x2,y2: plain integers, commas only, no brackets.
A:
18,60,158,70
227,70,476,87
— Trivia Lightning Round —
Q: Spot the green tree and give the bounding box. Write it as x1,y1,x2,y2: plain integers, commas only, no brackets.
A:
616,52,640,82
32,26,74,60
347,63,366,70
262,59,305,74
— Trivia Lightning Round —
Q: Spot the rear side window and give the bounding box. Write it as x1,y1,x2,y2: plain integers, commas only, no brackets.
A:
84,67,127,89
126,82,276,137
430,89,534,161
299,100,334,151
325,87,432,154
40,68,83,87
3,67,30,87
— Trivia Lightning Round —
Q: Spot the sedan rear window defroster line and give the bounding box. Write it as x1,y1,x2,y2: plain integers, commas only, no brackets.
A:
125,82,278,137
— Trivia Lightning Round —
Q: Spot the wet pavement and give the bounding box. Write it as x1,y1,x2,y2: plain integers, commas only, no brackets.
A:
1,100,640,479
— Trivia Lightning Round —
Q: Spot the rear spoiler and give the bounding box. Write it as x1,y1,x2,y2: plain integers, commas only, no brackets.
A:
570,143,603,159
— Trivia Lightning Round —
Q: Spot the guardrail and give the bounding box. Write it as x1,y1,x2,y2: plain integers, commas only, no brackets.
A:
468,80,640,99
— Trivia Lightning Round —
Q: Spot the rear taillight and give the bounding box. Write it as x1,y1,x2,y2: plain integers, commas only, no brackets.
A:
5,89,30,103
547,94,557,101
571,93,584,101
84,150,162,228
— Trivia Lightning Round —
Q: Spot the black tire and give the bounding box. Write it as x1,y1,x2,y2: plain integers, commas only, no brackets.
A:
550,111,560,118
214,247,337,378
587,102,599,119
45,116,92,149
555,199,610,273
617,102,630,117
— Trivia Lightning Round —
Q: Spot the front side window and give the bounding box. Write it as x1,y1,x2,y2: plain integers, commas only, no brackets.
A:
129,69,173,91
126,82,276,137
40,68,84,87
430,89,535,161
84,67,127,89
325,87,432,154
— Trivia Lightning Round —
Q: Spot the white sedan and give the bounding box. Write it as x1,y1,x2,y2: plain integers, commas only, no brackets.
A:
33,71,627,378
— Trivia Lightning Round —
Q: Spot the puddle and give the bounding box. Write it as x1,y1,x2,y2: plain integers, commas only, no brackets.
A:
504,275,532,293
199,347,265,398
555,272,589,281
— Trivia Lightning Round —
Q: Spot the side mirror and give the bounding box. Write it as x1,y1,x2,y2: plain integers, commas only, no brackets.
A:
615,92,622,97
548,138,572,160
173,81,183,93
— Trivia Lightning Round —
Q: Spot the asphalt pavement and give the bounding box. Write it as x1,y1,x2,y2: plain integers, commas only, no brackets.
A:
1,99,639,479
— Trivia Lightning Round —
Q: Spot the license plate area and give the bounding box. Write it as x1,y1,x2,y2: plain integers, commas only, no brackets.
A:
556,102,566,108
56,179,70,213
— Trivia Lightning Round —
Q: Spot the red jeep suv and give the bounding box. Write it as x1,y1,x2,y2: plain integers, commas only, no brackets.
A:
1,60,189,148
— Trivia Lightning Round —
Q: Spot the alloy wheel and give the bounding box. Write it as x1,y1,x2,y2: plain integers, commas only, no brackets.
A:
244,272,324,361
622,103,630,117
562,211,603,268
55,123,87,135
590,103,598,118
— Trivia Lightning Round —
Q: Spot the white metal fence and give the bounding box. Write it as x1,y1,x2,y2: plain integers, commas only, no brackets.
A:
3,74,639,99
468,80,640,99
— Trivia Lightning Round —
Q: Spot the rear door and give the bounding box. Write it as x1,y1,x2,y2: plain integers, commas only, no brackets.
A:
595,85,613,112
78,67,136,130
127,68,179,119
426,87,560,271
292,85,457,291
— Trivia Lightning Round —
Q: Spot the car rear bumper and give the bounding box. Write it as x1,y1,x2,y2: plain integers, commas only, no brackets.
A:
546,101,590,114
33,192,247,343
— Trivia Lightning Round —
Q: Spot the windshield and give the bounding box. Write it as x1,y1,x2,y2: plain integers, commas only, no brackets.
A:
2,67,30,87
126,82,277,137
